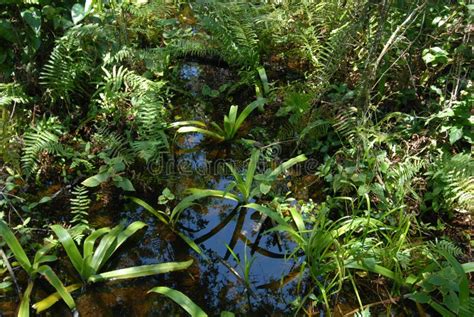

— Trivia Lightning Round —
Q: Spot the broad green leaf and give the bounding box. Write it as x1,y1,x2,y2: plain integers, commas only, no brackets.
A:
51,225,84,276
0,220,32,273
234,99,265,135
259,183,271,195
257,67,269,95
245,150,260,196
37,265,76,310
115,178,135,191
71,4,86,25
91,224,124,273
84,0,93,13
0,20,16,42
449,126,463,144
88,260,193,283
33,284,81,313
170,121,207,128
21,9,41,35
82,173,109,187
461,262,474,273
149,286,208,317
83,228,110,259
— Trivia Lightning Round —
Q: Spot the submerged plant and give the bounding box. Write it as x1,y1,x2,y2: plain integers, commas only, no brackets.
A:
0,220,76,316
171,98,266,143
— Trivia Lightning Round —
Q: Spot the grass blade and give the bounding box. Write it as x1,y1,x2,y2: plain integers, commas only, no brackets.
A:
88,260,193,283
268,154,307,179
177,127,225,142
149,286,208,317
245,150,260,198
18,281,34,317
170,121,207,128
51,225,83,277
83,228,110,260
128,196,169,224
33,284,81,313
91,224,123,273
234,99,265,134
0,220,32,273
257,67,269,95
36,265,76,310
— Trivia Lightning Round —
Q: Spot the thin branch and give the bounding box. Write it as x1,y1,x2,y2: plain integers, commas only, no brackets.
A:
0,247,22,298
372,1,427,79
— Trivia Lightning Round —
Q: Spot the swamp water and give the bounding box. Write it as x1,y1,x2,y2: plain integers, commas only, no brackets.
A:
1,63,311,316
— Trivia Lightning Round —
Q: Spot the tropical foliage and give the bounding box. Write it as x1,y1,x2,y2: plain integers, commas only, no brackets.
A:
0,0,472,316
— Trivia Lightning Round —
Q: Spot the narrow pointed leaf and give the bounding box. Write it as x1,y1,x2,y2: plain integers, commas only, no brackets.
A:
88,260,193,283
128,196,169,224
289,208,305,233
0,220,32,273
18,281,34,317
244,203,288,228
83,228,110,259
51,225,83,275
234,99,265,133
33,284,81,313
177,127,224,142
268,154,307,179
170,121,207,128
245,150,260,197
113,221,147,254
149,286,208,317
37,265,76,310
91,224,123,272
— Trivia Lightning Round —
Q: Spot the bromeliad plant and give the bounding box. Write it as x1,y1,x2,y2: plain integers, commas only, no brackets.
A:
50,221,192,283
170,149,307,223
171,98,266,143
0,220,76,317
32,221,193,313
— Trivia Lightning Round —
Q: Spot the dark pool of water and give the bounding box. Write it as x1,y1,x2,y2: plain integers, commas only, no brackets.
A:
0,62,311,317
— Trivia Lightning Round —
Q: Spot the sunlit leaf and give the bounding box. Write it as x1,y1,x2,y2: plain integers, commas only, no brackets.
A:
149,286,208,317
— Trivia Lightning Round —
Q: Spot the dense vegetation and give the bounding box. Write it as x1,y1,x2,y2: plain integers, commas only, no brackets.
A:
0,0,473,316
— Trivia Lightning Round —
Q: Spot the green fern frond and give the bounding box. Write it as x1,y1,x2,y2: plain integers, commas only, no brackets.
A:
426,153,474,214
333,107,359,142
388,157,425,188
430,240,463,258
70,185,90,226
93,126,133,162
41,24,107,104
21,121,64,177
0,83,29,107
